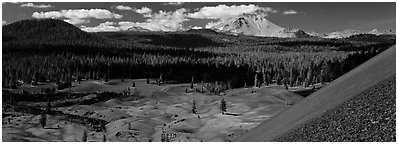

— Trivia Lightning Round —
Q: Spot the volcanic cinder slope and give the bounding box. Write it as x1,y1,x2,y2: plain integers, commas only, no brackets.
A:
234,45,396,142
273,75,395,141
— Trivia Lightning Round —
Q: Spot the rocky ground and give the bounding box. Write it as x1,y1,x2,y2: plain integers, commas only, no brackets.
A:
274,76,396,142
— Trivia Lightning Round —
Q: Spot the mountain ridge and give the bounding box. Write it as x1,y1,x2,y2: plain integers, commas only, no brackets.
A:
207,13,312,38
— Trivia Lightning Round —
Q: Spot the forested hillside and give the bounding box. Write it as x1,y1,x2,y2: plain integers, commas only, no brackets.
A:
2,19,395,90
3,19,104,44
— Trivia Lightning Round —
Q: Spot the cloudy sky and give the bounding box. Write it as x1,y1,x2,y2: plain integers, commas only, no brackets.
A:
2,2,396,34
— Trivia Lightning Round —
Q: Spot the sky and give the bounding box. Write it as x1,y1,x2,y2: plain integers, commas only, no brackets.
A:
2,2,396,34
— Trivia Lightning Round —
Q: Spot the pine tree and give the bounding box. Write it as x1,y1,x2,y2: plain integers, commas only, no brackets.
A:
154,101,158,109
320,69,325,84
159,73,163,83
192,99,197,114
276,74,282,85
161,128,168,142
220,99,226,115
254,73,258,87
102,134,106,142
289,68,294,87
68,84,72,98
78,74,82,84
104,73,109,82
201,81,204,93
305,67,312,87
82,129,87,142
262,69,268,86
190,75,194,89
39,110,46,129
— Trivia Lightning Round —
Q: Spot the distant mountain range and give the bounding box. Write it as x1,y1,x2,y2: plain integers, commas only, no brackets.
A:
8,14,392,39
2,18,395,46
320,29,395,39
368,28,395,36
195,13,395,39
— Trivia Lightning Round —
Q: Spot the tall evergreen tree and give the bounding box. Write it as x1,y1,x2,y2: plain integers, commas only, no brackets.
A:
305,66,313,87
254,73,258,87
192,99,197,114
159,73,163,83
32,71,39,85
262,69,268,86
102,134,106,142
190,75,194,89
104,73,109,82
39,110,46,129
82,130,87,142
220,99,226,115
289,68,294,87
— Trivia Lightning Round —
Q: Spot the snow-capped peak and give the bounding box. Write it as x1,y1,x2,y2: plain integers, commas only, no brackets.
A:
208,13,310,38
306,31,321,37
323,29,362,39
369,28,382,35
368,28,395,35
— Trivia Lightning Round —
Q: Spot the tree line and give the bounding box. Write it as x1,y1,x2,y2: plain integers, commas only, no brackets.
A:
3,41,392,89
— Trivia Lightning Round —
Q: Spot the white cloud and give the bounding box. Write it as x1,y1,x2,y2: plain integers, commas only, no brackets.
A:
191,26,203,29
143,8,188,31
20,2,53,8
134,7,152,14
2,20,7,25
32,9,122,25
162,2,184,6
81,21,121,32
283,9,298,15
133,7,153,17
115,5,133,10
125,8,188,31
188,4,277,19
83,8,189,32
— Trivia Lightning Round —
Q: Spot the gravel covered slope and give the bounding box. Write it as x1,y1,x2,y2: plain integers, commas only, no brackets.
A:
274,76,396,142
